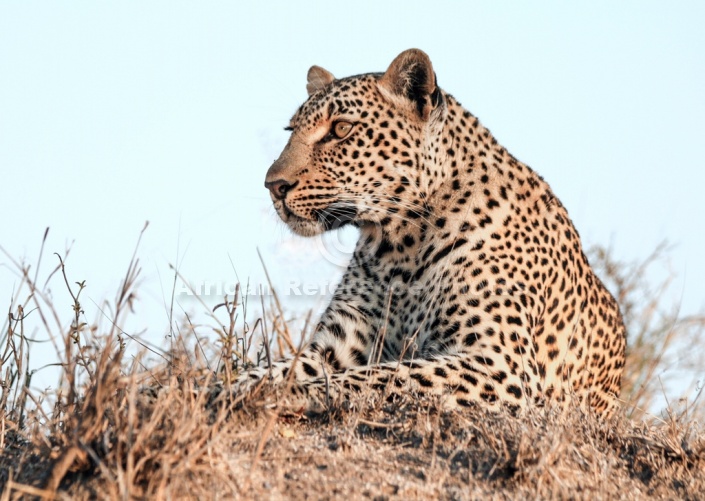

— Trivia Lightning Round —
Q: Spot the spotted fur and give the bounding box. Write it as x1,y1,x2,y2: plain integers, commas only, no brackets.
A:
246,49,626,416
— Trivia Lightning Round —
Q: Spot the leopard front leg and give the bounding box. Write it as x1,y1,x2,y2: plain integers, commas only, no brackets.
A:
234,299,378,397
280,351,533,413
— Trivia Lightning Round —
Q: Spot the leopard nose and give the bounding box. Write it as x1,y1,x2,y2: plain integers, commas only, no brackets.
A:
264,179,298,201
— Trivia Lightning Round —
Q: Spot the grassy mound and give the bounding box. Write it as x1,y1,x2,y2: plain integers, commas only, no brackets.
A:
1,233,703,499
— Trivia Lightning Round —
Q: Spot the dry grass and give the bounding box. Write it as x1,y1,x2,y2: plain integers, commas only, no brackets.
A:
1,231,704,500
589,242,705,419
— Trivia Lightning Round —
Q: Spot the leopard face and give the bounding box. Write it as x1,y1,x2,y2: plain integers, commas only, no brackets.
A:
265,53,444,239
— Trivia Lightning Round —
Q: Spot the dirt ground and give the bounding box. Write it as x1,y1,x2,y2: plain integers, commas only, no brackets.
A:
2,378,703,500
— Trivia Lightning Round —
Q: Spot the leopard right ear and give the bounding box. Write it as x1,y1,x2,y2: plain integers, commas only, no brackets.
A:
307,65,335,96
379,49,440,121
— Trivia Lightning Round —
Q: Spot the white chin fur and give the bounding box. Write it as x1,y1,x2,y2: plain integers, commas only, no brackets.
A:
287,218,325,237
278,207,325,237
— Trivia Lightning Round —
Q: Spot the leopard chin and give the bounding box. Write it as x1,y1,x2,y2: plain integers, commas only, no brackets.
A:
276,205,326,237
287,217,326,237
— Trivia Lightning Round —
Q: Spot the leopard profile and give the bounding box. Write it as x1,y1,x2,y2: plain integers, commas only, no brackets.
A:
243,49,626,416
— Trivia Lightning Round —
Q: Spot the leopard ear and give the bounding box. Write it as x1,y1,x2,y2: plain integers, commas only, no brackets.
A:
379,49,440,120
307,65,335,95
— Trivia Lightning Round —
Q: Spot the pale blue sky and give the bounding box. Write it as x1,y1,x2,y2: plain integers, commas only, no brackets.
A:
1,2,704,394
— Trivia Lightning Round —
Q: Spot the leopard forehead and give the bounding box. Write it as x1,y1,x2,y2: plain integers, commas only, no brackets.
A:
290,73,384,131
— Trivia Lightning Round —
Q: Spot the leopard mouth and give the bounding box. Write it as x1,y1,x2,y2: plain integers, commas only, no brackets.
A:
274,200,357,236
280,203,296,220
272,201,322,237
314,203,358,231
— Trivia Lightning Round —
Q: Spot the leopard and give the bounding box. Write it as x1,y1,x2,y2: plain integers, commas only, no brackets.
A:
242,48,626,417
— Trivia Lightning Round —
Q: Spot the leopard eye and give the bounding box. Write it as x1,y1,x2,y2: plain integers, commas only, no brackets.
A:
332,120,354,139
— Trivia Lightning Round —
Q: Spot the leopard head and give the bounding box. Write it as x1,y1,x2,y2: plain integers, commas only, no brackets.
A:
264,49,447,237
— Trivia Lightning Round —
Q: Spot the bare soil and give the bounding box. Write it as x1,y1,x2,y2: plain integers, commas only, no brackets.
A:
2,374,703,500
